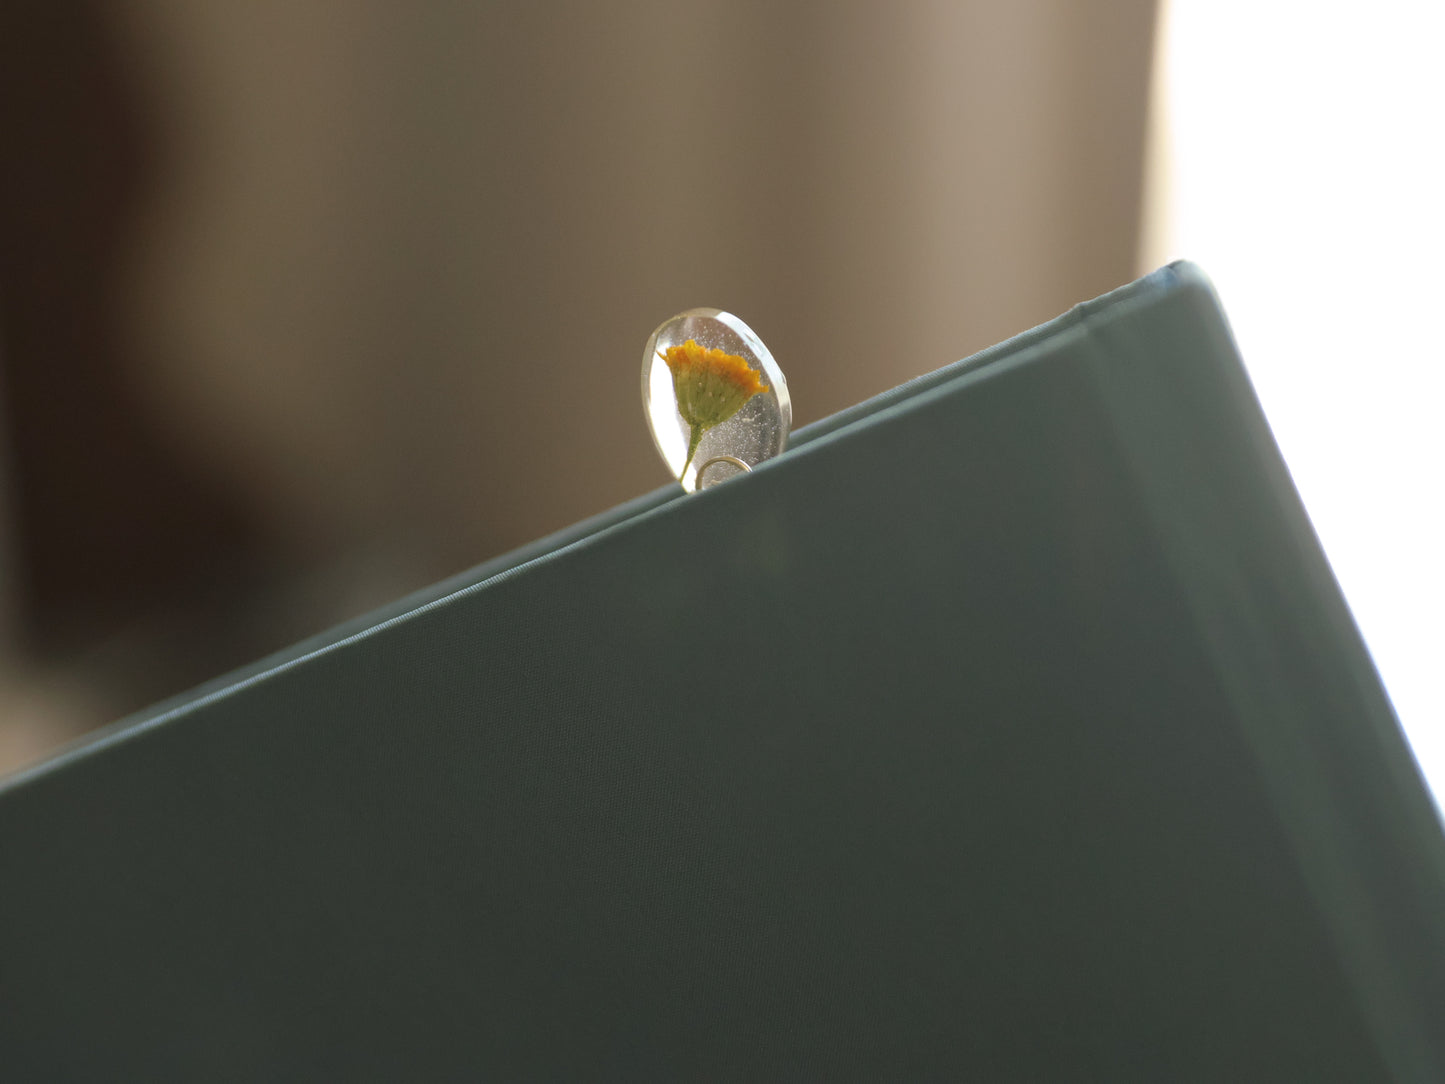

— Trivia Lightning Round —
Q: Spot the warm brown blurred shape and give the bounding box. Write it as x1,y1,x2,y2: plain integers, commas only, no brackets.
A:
0,0,1158,774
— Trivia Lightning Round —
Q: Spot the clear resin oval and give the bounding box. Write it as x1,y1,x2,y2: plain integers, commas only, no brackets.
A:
642,309,791,492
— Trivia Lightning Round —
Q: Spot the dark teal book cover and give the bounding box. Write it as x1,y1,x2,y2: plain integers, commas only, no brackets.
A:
2,265,1442,1080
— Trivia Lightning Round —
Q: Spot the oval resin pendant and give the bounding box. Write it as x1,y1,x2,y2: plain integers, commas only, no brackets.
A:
642,309,791,491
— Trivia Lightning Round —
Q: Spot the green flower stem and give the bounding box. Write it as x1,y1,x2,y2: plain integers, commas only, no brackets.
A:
680,423,705,480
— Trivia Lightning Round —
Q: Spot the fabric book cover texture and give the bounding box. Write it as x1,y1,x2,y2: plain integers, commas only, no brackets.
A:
2,263,1442,1080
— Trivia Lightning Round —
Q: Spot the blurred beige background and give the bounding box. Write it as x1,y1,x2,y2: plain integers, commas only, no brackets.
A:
0,0,1158,774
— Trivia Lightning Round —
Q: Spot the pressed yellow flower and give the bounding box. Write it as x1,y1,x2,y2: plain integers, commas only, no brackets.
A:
660,339,769,478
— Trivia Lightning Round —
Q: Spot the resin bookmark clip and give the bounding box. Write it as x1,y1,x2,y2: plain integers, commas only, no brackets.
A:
642,309,791,492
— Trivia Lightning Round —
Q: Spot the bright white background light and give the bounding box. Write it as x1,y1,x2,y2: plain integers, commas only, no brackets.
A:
1143,1,1444,802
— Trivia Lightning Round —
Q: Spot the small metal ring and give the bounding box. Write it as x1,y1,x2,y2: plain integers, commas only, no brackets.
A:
695,455,753,487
